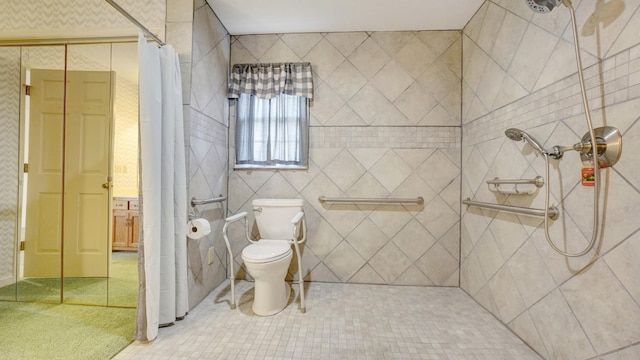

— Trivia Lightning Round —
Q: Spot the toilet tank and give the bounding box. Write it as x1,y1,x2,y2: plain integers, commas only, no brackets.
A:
253,199,304,240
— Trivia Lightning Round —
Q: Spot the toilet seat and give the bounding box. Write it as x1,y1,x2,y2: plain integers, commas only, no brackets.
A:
242,240,292,264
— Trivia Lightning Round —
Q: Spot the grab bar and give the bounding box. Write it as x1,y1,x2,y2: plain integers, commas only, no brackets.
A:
486,176,544,187
318,196,424,205
191,195,226,207
462,198,559,220
487,176,544,195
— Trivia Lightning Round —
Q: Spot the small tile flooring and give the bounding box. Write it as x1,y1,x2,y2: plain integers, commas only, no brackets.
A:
114,280,541,359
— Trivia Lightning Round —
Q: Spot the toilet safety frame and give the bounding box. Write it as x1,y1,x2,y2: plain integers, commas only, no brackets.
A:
222,209,307,313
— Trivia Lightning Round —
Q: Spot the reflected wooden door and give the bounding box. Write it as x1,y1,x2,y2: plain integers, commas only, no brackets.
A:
23,69,64,278
24,69,113,278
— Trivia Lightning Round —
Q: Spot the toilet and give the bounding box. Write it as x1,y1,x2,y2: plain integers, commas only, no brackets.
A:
241,198,304,316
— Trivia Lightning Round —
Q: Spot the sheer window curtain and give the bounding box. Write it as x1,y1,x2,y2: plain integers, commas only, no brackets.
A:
229,63,313,168
135,33,188,342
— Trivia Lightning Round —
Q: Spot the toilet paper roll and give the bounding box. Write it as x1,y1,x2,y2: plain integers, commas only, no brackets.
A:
187,218,211,239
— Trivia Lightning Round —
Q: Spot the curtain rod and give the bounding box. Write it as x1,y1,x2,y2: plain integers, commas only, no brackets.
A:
104,0,165,46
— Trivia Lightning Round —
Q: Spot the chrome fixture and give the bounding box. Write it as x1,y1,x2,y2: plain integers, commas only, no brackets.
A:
463,198,559,220
190,194,226,207
513,0,623,257
525,0,569,13
505,128,550,156
487,176,544,195
550,126,623,168
318,196,424,206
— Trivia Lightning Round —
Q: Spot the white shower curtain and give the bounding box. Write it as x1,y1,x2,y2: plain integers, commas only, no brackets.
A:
136,33,188,341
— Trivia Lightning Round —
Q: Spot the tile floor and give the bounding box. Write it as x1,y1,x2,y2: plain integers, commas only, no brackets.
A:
114,281,541,359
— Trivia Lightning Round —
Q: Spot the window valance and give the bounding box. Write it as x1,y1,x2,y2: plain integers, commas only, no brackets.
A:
228,62,313,100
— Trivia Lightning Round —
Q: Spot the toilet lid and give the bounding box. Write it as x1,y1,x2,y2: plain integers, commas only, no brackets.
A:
242,240,292,263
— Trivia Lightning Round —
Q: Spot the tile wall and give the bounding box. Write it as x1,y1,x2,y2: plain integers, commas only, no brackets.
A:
461,0,640,358
167,0,231,307
227,31,462,286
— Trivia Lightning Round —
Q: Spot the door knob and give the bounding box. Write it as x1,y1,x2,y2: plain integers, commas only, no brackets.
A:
102,182,111,189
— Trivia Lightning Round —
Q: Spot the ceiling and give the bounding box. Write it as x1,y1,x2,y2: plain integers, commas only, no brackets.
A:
206,0,485,35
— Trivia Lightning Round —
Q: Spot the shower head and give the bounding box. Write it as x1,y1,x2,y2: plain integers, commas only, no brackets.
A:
505,128,549,155
525,0,568,13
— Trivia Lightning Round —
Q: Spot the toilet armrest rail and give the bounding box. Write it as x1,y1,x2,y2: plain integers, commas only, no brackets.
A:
225,211,247,223
290,211,304,224
290,211,307,245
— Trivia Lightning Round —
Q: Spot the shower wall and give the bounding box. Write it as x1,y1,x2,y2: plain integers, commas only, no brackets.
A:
461,1,640,359
173,0,231,308
228,31,462,286
0,48,21,287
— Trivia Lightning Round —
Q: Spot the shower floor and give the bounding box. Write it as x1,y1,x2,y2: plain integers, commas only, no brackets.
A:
114,280,541,359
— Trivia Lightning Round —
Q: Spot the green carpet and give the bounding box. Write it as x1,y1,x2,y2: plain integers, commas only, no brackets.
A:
0,301,135,360
0,252,138,307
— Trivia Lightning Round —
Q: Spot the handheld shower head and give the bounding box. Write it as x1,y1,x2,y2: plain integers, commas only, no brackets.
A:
525,0,566,13
505,128,549,155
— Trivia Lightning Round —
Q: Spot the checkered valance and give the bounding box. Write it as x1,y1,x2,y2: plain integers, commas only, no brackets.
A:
228,62,313,100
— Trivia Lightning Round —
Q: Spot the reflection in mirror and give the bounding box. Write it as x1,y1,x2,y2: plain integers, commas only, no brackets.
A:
63,43,113,305
0,46,22,302
18,45,67,303
0,42,138,308
108,42,139,307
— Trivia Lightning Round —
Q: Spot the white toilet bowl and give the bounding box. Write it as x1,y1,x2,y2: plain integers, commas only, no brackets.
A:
242,240,293,316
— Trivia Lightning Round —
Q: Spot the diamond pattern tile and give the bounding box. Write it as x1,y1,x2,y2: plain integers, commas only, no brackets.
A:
416,196,458,239
304,38,346,80
229,30,460,289
371,31,415,56
416,150,460,194
369,150,413,192
394,36,437,78
462,1,640,358
371,60,414,101
280,33,323,59
346,218,388,261
325,32,368,58
325,60,367,101
416,243,459,285
391,219,436,262
323,150,366,192
324,241,366,281
368,242,413,283
394,82,438,124
236,34,279,59
348,37,390,79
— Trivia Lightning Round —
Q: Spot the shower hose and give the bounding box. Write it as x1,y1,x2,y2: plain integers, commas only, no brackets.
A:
542,2,600,257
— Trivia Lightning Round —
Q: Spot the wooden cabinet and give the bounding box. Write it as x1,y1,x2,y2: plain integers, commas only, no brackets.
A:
112,198,139,251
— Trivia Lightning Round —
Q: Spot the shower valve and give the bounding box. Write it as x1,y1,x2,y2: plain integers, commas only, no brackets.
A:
550,126,622,168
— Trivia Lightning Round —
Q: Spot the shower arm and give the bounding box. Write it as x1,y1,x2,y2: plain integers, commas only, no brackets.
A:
549,140,605,159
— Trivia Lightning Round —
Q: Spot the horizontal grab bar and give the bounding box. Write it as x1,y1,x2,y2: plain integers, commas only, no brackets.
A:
462,198,559,220
318,196,424,205
191,195,226,207
486,176,544,188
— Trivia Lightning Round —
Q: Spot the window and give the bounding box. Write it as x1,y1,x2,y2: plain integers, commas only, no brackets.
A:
228,62,313,169
235,93,308,168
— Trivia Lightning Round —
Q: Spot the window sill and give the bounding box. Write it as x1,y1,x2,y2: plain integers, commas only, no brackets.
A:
234,164,308,171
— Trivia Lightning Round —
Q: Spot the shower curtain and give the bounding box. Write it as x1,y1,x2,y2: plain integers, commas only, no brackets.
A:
135,33,188,342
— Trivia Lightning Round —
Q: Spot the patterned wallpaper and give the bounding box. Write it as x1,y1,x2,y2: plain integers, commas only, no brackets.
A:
0,0,165,40
461,1,640,358
0,48,21,287
228,31,462,286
